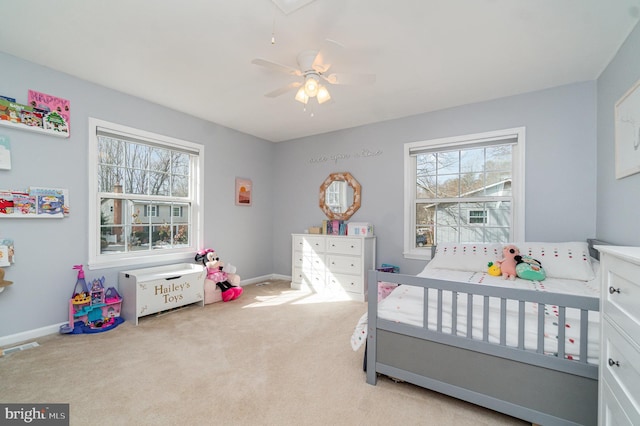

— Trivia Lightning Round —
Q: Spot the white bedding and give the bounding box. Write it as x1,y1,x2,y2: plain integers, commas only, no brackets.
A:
351,264,600,364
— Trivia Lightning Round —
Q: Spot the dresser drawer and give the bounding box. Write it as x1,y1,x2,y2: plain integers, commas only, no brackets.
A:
293,235,326,253
293,252,325,271
601,379,637,426
326,237,362,255
602,320,640,414
603,255,640,339
327,254,361,274
292,267,325,286
328,273,363,294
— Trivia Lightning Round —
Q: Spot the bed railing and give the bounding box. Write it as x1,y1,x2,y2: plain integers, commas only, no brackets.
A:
367,270,600,380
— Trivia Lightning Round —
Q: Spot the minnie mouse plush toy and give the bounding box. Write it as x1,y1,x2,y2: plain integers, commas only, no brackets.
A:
195,249,243,302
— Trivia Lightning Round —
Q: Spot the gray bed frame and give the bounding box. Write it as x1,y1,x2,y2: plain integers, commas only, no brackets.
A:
365,240,605,426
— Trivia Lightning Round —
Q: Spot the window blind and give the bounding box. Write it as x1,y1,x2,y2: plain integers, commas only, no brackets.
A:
409,135,518,156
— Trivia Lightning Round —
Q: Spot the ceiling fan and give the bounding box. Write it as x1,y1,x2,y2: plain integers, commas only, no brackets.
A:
251,41,376,105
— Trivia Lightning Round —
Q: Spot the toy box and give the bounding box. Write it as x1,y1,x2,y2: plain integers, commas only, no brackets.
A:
347,222,374,236
119,263,205,325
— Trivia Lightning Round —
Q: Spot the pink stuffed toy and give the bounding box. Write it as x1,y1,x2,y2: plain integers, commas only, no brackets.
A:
496,244,519,280
195,249,243,302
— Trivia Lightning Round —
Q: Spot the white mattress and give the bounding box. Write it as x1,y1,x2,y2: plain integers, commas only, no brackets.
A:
353,264,600,364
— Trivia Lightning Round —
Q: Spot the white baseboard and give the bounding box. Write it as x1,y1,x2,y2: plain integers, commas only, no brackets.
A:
240,273,291,286
0,274,293,348
0,322,67,348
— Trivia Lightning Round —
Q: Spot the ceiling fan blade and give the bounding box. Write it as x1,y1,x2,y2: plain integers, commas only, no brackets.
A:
312,39,345,74
296,50,320,73
264,81,302,98
252,58,301,77
324,73,376,85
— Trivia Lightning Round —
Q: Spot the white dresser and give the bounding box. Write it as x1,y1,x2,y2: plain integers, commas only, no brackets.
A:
291,234,375,302
595,246,640,425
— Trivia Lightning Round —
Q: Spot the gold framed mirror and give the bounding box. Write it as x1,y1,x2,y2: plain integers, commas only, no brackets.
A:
319,172,361,220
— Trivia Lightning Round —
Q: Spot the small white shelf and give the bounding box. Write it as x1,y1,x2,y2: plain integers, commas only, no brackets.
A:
0,120,69,138
0,213,65,219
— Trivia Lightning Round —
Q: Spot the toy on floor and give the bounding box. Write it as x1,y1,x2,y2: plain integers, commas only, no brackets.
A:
195,249,242,302
60,265,124,334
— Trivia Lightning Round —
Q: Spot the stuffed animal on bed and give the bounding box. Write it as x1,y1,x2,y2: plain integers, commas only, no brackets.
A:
514,255,546,281
496,244,519,280
487,262,502,276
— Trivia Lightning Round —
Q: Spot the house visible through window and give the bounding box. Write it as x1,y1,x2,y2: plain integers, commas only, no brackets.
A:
404,128,525,259
88,118,204,269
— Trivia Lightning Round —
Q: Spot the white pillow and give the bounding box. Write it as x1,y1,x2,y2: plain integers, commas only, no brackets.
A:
427,243,503,272
512,241,595,281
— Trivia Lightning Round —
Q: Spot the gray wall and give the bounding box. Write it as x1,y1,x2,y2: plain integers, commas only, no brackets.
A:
0,52,274,338
597,21,640,245
273,81,598,276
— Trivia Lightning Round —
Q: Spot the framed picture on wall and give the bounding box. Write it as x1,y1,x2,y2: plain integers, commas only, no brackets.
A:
615,77,640,179
235,178,252,206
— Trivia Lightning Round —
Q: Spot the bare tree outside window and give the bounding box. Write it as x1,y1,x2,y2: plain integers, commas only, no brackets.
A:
98,136,193,255
414,144,512,248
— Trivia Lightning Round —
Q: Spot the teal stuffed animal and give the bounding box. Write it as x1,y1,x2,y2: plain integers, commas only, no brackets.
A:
515,255,546,281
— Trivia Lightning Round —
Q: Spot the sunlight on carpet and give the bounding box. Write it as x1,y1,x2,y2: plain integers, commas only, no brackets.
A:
242,284,354,308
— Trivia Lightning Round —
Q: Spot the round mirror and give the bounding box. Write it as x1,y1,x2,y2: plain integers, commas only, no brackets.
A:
319,172,361,220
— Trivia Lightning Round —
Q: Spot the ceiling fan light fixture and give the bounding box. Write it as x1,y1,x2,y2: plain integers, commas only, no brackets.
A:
304,75,319,97
295,87,309,104
317,85,331,104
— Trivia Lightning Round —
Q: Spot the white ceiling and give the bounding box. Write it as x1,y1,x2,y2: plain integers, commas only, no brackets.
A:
1,0,639,142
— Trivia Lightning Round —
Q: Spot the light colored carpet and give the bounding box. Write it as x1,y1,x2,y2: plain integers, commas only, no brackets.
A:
0,280,527,425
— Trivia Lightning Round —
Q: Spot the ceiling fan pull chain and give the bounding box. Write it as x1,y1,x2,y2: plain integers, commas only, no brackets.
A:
271,18,276,45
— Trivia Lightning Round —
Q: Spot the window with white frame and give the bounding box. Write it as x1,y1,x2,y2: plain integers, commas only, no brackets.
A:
144,205,159,217
468,209,488,224
404,128,525,259
88,118,204,269
172,206,183,217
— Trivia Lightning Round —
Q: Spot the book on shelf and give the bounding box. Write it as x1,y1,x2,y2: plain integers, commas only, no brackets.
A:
28,90,70,133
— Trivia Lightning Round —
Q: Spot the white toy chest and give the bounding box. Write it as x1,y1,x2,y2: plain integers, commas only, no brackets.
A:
118,263,206,325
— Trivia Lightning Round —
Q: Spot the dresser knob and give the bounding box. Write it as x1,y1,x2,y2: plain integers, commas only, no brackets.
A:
608,358,620,367
609,286,621,294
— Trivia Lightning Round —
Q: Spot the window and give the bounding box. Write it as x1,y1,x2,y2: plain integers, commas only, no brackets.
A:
144,205,159,217
468,210,487,224
172,206,183,217
88,118,204,269
404,128,525,260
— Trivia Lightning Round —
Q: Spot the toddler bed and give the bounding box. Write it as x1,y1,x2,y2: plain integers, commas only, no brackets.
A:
357,241,602,426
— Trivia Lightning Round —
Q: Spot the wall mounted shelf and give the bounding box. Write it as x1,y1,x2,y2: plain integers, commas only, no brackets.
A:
0,213,65,219
0,120,69,138
0,187,69,218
